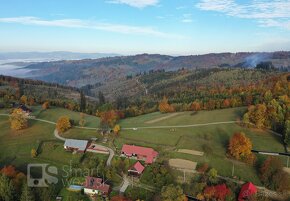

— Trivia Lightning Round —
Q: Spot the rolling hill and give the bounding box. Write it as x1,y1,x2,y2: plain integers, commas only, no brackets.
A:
25,52,290,87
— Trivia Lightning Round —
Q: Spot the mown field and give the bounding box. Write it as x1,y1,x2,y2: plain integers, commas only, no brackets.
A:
116,107,286,185
0,107,102,176
0,106,287,186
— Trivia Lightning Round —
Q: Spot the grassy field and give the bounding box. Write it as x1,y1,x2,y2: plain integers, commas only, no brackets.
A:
0,106,287,187
116,107,286,185
31,106,100,127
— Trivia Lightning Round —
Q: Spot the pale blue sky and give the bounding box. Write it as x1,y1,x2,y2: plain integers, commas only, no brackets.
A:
0,0,290,55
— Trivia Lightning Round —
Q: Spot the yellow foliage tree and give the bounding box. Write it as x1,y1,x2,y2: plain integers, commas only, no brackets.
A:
31,148,37,158
56,116,71,133
228,132,255,164
79,113,86,127
20,95,28,105
9,109,28,130
113,124,121,135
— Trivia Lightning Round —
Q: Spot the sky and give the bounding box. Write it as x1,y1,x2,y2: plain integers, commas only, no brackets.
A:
0,0,290,55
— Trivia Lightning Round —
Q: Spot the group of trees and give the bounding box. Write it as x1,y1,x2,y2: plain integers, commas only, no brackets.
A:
259,157,290,192
243,92,289,146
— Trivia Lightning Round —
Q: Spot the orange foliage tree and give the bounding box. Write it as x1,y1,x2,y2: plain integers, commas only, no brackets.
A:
9,108,28,130
99,110,120,128
158,96,175,113
191,101,201,111
228,132,255,164
56,116,71,133
42,101,50,110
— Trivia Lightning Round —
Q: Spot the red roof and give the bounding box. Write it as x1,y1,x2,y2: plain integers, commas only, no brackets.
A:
83,176,110,194
238,182,257,201
121,144,158,164
130,161,145,173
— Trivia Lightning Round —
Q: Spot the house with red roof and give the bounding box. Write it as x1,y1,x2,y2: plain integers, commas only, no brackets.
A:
121,144,158,164
83,176,110,197
128,161,145,176
238,182,257,201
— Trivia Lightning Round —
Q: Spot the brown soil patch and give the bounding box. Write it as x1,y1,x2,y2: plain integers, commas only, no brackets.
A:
145,112,184,124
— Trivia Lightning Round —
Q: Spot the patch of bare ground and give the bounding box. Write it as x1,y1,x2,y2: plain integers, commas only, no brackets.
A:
169,159,197,172
177,149,204,156
145,112,184,124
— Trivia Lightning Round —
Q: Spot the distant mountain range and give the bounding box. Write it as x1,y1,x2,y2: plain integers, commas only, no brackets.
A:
0,51,120,61
24,51,290,87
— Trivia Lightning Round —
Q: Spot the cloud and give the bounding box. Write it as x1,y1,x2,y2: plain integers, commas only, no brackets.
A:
106,0,159,8
196,0,290,30
0,16,185,39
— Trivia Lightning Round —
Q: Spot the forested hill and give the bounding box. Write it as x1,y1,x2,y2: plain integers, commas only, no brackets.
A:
0,75,83,106
25,52,290,87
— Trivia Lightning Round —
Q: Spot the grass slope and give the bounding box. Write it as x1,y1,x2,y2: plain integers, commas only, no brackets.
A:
116,107,286,185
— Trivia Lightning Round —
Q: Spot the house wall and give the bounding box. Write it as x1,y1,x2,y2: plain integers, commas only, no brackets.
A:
84,188,99,195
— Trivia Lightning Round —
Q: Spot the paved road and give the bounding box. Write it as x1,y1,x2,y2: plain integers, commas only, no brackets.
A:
119,176,130,193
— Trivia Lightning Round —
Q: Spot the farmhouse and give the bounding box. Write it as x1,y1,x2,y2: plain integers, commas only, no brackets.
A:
13,104,32,116
128,161,145,176
64,139,88,153
121,144,158,164
83,176,110,197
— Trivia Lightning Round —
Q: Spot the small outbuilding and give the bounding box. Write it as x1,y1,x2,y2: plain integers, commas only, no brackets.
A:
64,139,88,153
238,182,257,201
128,161,145,176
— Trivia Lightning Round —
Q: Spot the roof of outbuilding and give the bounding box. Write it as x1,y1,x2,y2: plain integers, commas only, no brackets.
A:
64,139,88,151
130,161,145,173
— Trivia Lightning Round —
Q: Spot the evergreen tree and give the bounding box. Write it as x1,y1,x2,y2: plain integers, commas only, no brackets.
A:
98,91,106,105
0,174,15,201
80,91,86,112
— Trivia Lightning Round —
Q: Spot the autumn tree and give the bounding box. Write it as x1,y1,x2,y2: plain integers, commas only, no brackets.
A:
56,116,71,133
208,168,218,184
20,95,28,105
161,184,187,201
42,101,50,110
203,184,231,201
191,101,201,111
113,124,121,135
0,165,17,178
159,96,175,113
99,110,119,128
31,148,37,158
260,157,290,192
228,132,255,164
28,97,35,106
222,99,231,108
79,113,86,127
9,108,28,130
